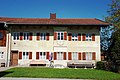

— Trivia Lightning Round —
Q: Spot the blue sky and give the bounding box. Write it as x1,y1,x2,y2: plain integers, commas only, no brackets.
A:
0,0,111,20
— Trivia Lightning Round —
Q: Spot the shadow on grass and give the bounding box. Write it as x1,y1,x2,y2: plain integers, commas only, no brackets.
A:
0,71,13,77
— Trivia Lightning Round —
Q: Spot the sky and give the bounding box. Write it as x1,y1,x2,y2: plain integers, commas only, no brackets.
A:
0,0,111,20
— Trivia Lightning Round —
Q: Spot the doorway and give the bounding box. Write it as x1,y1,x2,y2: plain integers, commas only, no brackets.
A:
11,51,18,66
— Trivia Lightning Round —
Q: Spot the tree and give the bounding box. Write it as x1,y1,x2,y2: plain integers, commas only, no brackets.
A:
105,0,120,72
105,0,120,29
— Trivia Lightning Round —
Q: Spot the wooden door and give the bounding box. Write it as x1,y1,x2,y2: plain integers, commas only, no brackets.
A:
11,51,18,66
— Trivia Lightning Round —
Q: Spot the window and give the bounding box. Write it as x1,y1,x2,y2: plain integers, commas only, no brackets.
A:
40,52,46,60
57,52,63,60
23,32,29,40
40,33,46,40
0,52,4,59
0,32,3,39
72,52,78,60
13,32,20,40
23,52,29,59
72,34,78,41
86,34,92,41
57,32,64,40
36,33,48,40
86,52,92,60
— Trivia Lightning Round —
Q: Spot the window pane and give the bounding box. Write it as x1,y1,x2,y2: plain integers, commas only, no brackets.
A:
13,33,16,40
0,32,3,39
40,52,42,56
43,52,45,56
23,52,25,55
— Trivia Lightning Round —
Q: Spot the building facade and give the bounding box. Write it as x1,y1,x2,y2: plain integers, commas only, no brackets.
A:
0,13,109,67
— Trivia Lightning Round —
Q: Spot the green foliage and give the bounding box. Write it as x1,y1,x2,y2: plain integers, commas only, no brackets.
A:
96,61,106,70
105,0,120,29
0,67,120,80
107,29,120,72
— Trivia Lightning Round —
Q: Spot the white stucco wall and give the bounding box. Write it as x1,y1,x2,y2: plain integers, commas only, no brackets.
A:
10,26,101,67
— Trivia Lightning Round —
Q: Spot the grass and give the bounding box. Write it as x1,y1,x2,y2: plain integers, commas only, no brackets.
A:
0,67,120,80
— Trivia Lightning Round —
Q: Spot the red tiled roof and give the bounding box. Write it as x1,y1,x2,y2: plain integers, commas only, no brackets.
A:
0,17,109,26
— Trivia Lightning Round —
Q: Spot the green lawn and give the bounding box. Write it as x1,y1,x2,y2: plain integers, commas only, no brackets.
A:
0,67,120,80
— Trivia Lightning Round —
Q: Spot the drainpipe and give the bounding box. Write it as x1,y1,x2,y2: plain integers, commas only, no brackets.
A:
3,22,9,67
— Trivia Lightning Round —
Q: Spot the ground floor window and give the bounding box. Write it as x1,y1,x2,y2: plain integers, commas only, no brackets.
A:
23,52,29,59
86,52,92,60
72,52,78,60
0,52,4,59
57,52,64,60
40,52,46,60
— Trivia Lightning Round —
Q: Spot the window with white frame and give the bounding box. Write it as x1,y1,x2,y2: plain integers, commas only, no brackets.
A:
23,32,29,40
72,34,78,41
0,32,3,40
86,34,92,41
23,52,29,59
86,52,92,60
40,52,46,60
72,52,78,60
40,33,46,40
57,52,63,60
13,32,20,40
0,52,4,59
57,32,64,40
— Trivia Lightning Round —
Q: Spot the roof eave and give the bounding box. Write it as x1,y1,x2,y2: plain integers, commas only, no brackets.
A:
6,23,109,26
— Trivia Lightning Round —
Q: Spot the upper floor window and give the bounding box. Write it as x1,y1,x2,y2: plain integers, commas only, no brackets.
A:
0,32,3,40
36,32,49,41
23,32,29,40
72,34,78,41
40,33,46,40
86,34,92,41
13,32,20,40
0,52,4,59
13,32,32,40
54,31,67,40
58,32,64,40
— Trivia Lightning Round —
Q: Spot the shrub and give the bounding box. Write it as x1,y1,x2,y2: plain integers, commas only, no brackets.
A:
96,61,106,70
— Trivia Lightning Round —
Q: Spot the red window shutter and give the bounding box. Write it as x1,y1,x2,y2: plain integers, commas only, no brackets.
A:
3,30,6,46
64,32,67,40
92,34,95,41
68,33,72,41
63,52,66,60
20,32,23,40
54,32,57,40
78,34,81,41
46,33,49,40
78,52,81,60
29,52,32,59
36,33,40,40
46,52,49,60
82,34,86,41
83,52,86,60
68,52,72,60
54,52,57,60
36,52,39,59
92,52,96,60
29,33,32,40
19,52,22,59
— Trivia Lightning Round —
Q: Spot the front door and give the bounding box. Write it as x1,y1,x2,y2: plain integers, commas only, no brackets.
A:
11,51,18,66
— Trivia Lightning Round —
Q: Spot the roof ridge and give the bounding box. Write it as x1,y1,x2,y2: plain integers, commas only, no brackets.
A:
0,17,49,19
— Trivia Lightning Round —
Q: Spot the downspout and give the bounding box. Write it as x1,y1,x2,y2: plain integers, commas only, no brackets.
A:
3,22,9,67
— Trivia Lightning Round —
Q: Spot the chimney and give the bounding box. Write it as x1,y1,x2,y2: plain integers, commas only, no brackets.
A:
50,13,56,19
